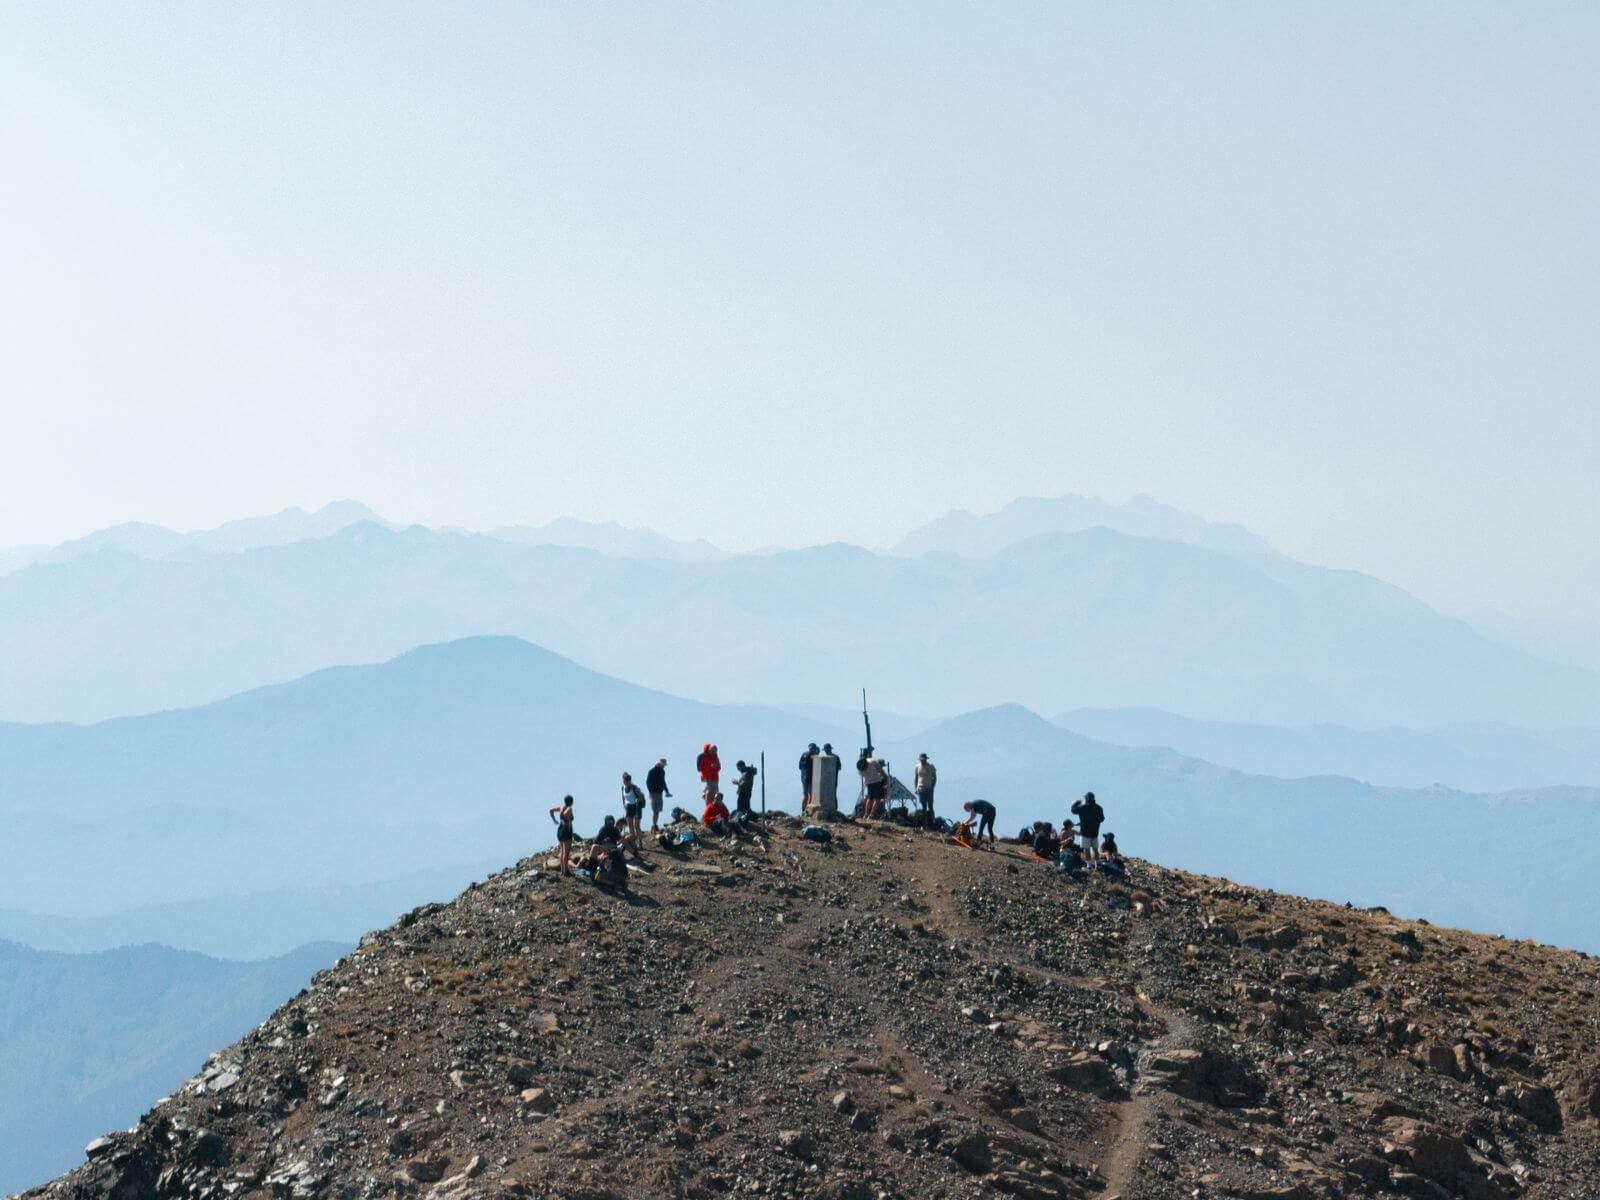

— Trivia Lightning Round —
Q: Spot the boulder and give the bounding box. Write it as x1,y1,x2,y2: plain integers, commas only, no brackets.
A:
1051,1052,1122,1096
1499,1081,1562,1131
1562,1063,1600,1123
777,1129,816,1161
948,1131,992,1173
1378,1118,1512,1199
405,1156,450,1183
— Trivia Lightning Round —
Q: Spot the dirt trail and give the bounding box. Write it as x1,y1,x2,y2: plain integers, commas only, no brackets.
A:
1096,989,1200,1200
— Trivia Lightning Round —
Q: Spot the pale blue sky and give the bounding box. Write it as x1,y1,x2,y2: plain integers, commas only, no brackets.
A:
2,4,1595,618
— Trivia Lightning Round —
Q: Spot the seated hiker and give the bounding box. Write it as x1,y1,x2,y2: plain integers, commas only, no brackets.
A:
1057,840,1086,875
1032,822,1060,860
962,799,997,847
1090,832,1125,880
951,818,977,847
703,791,733,836
578,826,628,884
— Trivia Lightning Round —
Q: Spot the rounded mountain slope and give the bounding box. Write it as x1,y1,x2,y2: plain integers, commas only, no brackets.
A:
26,821,1600,1200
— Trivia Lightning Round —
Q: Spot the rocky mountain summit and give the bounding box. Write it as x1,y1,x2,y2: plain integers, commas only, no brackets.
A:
23,818,1600,1200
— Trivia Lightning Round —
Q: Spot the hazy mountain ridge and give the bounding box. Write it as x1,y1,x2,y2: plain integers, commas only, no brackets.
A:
487,516,728,561
3,519,1595,729
0,938,346,1195
1055,707,1600,794
891,492,1277,559
4,636,1597,958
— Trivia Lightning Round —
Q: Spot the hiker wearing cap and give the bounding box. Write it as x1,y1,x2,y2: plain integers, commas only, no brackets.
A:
799,743,819,804
913,753,937,825
963,799,997,847
645,758,671,832
1071,791,1105,860
697,743,721,799
734,760,758,814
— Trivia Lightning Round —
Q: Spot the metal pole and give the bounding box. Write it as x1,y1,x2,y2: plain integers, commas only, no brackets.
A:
760,751,766,815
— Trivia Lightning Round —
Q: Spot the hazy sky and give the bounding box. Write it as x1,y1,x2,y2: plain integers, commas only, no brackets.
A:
2,4,1595,618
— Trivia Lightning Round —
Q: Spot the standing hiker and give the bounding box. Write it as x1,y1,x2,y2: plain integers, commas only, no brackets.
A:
798,743,819,805
1071,791,1105,861
815,743,842,817
962,798,997,847
645,757,671,832
734,760,758,814
696,743,721,799
549,794,576,875
913,753,937,825
620,772,646,841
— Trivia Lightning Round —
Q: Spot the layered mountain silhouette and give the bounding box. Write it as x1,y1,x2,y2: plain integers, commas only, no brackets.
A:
3,636,1596,958
1056,707,1600,793
890,492,1275,558
3,516,1596,728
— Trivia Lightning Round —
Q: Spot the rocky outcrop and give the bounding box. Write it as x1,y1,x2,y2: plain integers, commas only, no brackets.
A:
22,818,1600,1199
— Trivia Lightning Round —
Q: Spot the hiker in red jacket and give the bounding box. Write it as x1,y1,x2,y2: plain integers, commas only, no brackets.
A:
702,791,732,835
696,743,721,799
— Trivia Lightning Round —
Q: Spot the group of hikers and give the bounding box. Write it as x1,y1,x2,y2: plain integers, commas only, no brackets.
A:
548,743,764,884
947,790,1126,880
546,740,1126,886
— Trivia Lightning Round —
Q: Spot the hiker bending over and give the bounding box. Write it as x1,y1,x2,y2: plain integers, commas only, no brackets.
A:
703,791,733,836
549,795,576,875
645,757,671,833
962,799,997,847
1071,791,1105,859
621,773,646,840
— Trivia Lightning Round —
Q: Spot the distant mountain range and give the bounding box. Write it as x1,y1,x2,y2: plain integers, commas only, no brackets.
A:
1056,706,1600,794
890,492,1275,558
3,508,1596,728
487,516,728,561
0,938,344,1195
3,635,1596,958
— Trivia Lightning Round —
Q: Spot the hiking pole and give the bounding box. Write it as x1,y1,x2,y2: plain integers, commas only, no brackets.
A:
760,751,766,816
